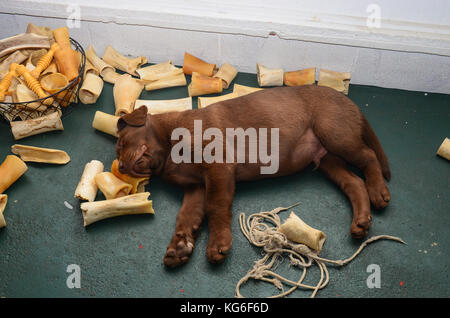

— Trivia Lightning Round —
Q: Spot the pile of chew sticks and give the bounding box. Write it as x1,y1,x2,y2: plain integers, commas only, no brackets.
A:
0,24,81,124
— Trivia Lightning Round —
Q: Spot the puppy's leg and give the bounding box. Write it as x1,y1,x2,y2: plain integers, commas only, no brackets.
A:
315,126,390,210
164,185,205,268
319,153,372,238
204,167,235,264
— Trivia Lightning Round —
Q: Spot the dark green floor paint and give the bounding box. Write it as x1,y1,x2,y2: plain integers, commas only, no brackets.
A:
0,71,448,298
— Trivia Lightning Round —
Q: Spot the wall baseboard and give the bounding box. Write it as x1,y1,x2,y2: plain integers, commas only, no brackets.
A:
1,0,449,93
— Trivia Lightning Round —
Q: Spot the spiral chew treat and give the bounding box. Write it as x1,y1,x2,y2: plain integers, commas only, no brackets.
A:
14,63,54,105
0,63,17,101
30,43,60,78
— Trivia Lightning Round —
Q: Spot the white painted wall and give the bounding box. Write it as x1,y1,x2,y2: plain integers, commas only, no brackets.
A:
1,0,449,93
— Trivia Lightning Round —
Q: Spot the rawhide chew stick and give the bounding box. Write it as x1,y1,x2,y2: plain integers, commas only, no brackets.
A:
436,137,450,161
317,69,351,95
0,33,50,59
26,23,54,43
80,192,154,226
256,63,283,87
0,194,7,228
111,159,149,194
14,63,54,105
113,73,144,116
85,45,114,77
182,52,216,76
52,27,80,82
233,84,263,97
198,92,239,108
79,72,104,104
0,155,28,193
11,144,70,164
134,97,192,114
284,68,316,86
213,63,238,89
102,45,147,76
278,211,326,252
188,72,222,97
84,59,100,77
95,172,132,200
92,111,119,137
30,43,59,78
74,160,104,202
14,83,47,112
10,111,63,140
144,72,187,91
0,50,28,77
136,60,183,81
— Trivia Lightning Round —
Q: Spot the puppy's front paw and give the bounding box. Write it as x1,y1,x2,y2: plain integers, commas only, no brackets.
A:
206,230,232,264
163,231,195,268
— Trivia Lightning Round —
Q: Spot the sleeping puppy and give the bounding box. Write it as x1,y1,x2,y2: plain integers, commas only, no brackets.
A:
116,85,391,267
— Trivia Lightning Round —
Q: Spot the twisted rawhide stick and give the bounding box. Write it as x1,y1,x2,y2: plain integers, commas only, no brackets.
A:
30,42,60,78
0,63,17,101
14,63,53,105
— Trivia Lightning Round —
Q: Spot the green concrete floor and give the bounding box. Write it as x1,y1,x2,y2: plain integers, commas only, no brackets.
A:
0,71,448,298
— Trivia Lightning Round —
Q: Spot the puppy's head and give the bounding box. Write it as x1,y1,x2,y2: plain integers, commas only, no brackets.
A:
116,106,160,178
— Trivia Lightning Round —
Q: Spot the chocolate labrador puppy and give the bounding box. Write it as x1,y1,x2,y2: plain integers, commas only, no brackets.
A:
116,85,391,267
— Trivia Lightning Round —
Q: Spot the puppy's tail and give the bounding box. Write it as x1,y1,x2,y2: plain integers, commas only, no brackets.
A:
362,116,391,181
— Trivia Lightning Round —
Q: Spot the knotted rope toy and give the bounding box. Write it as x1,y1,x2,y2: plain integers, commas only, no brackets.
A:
236,203,406,298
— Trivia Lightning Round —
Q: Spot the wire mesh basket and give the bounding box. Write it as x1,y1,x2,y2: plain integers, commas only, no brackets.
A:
0,38,86,124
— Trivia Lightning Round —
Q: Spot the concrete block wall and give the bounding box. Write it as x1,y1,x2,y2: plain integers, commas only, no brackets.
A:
1,0,449,93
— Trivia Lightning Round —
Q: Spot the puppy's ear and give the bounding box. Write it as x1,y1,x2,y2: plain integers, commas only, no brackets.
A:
117,106,148,131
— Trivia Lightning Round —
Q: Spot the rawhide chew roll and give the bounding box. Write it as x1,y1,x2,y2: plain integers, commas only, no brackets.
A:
213,63,238,89
134,97,192,115
102,45,147,76
95,172,132,200
113,73,144,116
111,159,149,194
317,68,351,95
198,92,239,108
256,63,283,87
232,84,263,97
10,111,63,140
278,211,326,252
79,72,104,104
0,155,28,193
284,68,316,86
436,137,450,161
136,60,183,81
144,72,186,91
187,72,222,97
11,144,70,164
182,52,216,76
52,26,80,82
81,192,154,226
92,111,119,137
0,194,7,228
74,160,104,202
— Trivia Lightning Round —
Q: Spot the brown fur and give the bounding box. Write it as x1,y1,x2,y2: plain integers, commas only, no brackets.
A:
116,85,391,267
